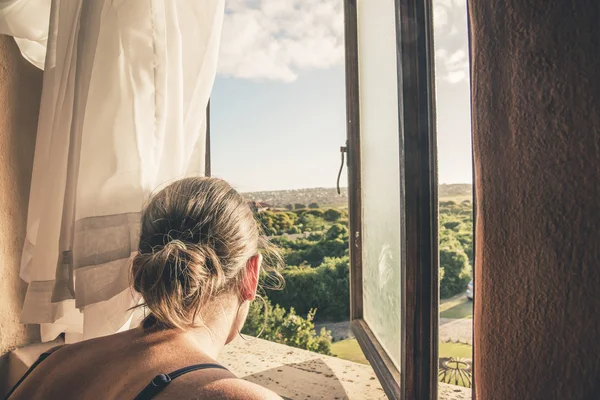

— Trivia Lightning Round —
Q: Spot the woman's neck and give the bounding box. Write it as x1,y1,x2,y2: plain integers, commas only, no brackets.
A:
137,294,240,360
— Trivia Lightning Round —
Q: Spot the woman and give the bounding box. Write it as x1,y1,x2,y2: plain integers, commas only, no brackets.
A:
7,177,285,399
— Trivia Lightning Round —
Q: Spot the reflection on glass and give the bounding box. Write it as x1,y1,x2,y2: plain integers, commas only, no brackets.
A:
357,0,402,369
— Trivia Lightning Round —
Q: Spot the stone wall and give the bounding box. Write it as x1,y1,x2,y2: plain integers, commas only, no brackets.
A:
0,35,42,395
469,1,600,399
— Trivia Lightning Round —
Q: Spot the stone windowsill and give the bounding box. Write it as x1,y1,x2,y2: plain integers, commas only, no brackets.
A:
7,337,471,399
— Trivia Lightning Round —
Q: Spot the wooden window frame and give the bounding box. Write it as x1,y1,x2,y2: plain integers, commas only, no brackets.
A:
344,0,439,399
205,100,211,176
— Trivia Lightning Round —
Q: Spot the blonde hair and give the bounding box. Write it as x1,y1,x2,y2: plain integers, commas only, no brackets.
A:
130,177,282,330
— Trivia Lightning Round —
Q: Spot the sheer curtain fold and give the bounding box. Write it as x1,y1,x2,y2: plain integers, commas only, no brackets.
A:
0,0,51,68
1,0,225,342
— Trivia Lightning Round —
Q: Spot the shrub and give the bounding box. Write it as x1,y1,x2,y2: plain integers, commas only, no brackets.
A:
298,214,325,233
267,257,350,322
325,224,349,241
242,297,332,355
283,236,347,267
284,251,306,267
440,200,457,207
308,202,320,209
305,209,324,217
455,231,473,265
286,226,301,234
443,220,462,230
256,210,298,236
307,232,324,241
323,208,343,222
294,203,307,210
440,238,471,298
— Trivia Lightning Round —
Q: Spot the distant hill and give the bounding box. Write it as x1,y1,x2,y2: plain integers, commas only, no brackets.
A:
243,184,471,208
438,184,472,198
243,187,348,208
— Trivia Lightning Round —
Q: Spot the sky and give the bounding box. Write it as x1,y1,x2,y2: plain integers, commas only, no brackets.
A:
211,0,472,193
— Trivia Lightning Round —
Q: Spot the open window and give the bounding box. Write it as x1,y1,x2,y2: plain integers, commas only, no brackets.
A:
205,0,440,397
345,0,439,398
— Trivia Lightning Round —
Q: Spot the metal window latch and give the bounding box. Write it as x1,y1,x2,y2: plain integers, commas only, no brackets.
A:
337,143,348,195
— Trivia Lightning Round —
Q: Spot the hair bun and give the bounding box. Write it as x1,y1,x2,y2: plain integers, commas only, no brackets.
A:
131,239,225,329
130,177,283,331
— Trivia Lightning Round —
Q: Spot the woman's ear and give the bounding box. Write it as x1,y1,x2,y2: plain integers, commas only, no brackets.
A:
242,254,262,301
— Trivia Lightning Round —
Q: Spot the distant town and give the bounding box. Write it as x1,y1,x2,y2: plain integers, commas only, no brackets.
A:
243,184,472,209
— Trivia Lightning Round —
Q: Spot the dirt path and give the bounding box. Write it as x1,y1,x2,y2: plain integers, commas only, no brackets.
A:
440,318,472,345
315,321,354,342
317,318,472,345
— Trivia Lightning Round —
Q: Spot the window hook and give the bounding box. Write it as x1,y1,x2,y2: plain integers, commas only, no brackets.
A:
337,143,347,195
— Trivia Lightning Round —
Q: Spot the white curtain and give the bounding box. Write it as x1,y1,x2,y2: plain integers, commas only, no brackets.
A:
0,0,225,343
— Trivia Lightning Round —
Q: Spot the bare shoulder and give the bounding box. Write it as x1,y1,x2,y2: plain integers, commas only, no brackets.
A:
44,344,68,356
197,377,283,400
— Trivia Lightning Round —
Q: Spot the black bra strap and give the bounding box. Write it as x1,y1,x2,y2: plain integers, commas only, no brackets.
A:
133,363,229,400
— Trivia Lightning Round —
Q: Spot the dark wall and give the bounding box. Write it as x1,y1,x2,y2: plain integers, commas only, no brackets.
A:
469,1,600,399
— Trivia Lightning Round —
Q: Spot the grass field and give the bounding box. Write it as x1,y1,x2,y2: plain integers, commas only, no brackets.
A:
440,295,473,319
439,342,472,359
331,338,369,365
332,295,473,366
332,339,473,365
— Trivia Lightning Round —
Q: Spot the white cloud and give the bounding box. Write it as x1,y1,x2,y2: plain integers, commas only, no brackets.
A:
433,0,469,84
218,0,467,84
435,48,469,83
218,0,344,82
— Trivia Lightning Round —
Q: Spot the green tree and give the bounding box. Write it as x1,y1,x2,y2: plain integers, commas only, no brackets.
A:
287,226,301,234
307,232,324,241
256,211,277,236
242,297,332,355
294,203,307,210
325,223,349,241
274,212,294,233
443,220,462,230
323,208,343,222
439,238,471,298
267,257,350,322
305,209,324,217
308,202,320,209
256,210,300,236
298,213,324,232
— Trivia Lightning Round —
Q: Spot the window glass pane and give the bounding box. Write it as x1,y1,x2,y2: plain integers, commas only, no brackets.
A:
357,0,402,369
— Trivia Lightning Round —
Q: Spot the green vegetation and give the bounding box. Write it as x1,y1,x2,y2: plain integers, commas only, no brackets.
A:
256,210,298,236
331,339,369,364
249,198,473,357
268,256,349,322
330,339,473,366
275,227,348,268
440,295,473,319
439,342,472,359
439,201,473,299
242,297,332,355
